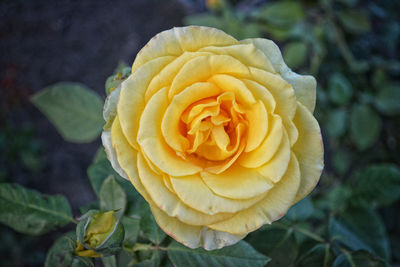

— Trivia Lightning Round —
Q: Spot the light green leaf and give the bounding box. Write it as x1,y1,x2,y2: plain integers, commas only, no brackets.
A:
326,108,348,137
140,203,166,245
352,164,400,207
256,1,305,26
329,208,390,260
31,82,104,143
247,226,297,267
329,73,353,105
286,197,314,221
283,41,307,69
338,10,371,34
333,250,387,267
102,256,117,267
296,244,333,267
375,83,400,115
168,240,270,267
99,176,127,219
134,250,161,267
350,104,382,150
0,183,73,235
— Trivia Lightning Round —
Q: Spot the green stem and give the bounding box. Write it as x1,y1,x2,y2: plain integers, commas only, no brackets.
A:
131,243,168,252
274,222,326,243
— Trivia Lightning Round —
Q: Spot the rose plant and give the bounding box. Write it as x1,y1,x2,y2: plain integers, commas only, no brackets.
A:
2,1,399,264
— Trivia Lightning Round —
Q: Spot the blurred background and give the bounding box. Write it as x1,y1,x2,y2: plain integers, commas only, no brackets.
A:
0,0,399,266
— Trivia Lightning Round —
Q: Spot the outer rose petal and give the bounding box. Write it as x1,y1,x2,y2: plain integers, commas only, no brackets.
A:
118,56,174,149
150,205,245,250
132,26,238,72
137,153,233,226
208,154,301,235
292,102,324,203
241,38,317,113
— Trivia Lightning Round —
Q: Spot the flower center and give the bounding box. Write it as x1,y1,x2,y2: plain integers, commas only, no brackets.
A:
180,91,247,162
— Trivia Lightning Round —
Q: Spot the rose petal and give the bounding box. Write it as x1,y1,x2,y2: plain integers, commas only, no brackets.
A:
137,153,233,225
208,153,300,235
150,205,244,250
238,114,283,168
241,38,316,113
133,26,238,72
118,56,174,149
292,102,324,203
169,55,250,99
137,87,202,176
200,164,274,200
170,174,265,215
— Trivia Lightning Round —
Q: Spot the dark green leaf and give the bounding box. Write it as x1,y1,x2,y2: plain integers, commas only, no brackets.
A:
326,108,348,137
283,41,307,69
140,203,165,245
329,73,353,105
135,250,161,267
338,10,371,34
333,250,387,267
246,226,296,267
256,1,305,26
0,183,73,235
375,83,400,115
350,104,382,150
31,82,104,143
332,149,353,175
329,208,390,260
168,240,270,267
88,159,139,201
286,197,314,221
122,216,140,247
352,164,400,207
296,244,333,267
45,232,94,267
99,176,127,219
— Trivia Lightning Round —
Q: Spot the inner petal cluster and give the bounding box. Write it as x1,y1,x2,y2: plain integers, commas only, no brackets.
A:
180,91,247,163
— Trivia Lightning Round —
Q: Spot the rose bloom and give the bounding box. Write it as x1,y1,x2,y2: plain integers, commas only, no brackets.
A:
102,26,323,250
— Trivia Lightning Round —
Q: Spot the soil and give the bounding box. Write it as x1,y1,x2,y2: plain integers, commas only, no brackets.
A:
0,0,188,210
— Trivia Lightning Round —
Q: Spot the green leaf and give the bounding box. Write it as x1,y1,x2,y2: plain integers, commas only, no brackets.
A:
122,216,140,247
256,1,305,26
246,226,296,267
140,203,166,245
329,73,353,105
326,108,348,137
45,232,94,267
286,197,314,221
329,208,390,260
184,13,224,30
283,41,307,69
332,149,353,175
102,256,117,267
168,240,270,267
135,250,161,267
99,176,127,219
0,183,73,235
88,159,139,201
375,83,400,115
352,164,400,207
296,244,333,267
350,104,382,150
31,82,104,143
333,250,387,267
338,10,371,34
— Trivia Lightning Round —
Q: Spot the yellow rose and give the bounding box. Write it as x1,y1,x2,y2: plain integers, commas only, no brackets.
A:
102,26,323,250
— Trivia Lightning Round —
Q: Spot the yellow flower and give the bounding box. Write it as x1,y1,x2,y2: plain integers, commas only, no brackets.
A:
102,26,323,250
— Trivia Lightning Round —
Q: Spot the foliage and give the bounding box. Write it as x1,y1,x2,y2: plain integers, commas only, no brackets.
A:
1,0,399,266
